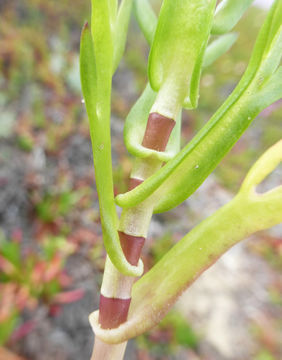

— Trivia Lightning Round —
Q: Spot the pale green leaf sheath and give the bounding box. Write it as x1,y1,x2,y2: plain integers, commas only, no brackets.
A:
90,140,282,344
149,0,217,117
115,0,282,213
134,0,238,69
124,0,216,178
80,2,142,277
124,83,181,162
122,1,216,188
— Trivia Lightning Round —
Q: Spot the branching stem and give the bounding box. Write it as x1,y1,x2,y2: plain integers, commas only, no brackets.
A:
91,112,175,359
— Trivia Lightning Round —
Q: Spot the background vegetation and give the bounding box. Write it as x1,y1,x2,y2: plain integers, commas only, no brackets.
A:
0,1,281,359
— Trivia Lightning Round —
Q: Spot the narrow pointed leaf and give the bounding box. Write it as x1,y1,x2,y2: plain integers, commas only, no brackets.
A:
241,140,282,193
109,0,118,26
212,0,255,35
252,66,282,111
133,0,157,45
91,0,113,101
80,22,142,277
80,23,97,113
115,0,282,212
124,83,181,162
91,142,282,344
203,33,238,67
113,0,133,72
149,0,217,111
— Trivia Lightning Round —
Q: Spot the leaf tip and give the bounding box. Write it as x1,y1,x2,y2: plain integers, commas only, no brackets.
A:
81,21,90,36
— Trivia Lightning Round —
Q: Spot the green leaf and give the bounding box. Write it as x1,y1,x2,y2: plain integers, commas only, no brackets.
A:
212,0,255,35
0,311,18,346
115,0,282,213
203,33,238,67
253,66,282,111
109,0,118,25
113,0,133,72
80,23,97,107
134,2,238,73
80,22,142,277
133,0,157,46
0,239,21,268
148,0,217,114
124,83,181,162
134,1,238,71
90,141,282,344
240,140,282,194
91,0,113,102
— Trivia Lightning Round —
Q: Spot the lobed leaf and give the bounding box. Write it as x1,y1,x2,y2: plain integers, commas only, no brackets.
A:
91,141,282,344
115,0,282,212
212,0,255,35
124,83,181,162
148,0,217,112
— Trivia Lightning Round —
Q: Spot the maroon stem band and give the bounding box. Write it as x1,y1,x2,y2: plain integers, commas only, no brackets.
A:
99,296,131,329
98,112,175,329
99,231,145,329
119,231,145,266
142,112,175,152
128,177,143,191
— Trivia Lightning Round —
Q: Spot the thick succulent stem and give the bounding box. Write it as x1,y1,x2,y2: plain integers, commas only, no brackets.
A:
91,338,127,360
90,112,175,359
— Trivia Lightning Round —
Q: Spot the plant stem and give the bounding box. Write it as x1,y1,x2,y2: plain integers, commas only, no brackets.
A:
99,158,161,322
91,112,176,359
91,159,160,360
91,338,127,360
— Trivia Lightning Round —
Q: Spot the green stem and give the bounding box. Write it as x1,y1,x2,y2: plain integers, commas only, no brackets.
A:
90,134,282,344
91,338,126,360
91,157,162,359
90,186,282,344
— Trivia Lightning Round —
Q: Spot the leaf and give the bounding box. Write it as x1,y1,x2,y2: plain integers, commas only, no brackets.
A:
53,289,85,304
113,0,133,72
115,0,282,213
124,83,181,162
109,0,118,25
90,142,282,344
80,22,142,277
240,140,282,194
203,33,238,67
133,0,157,45
8,320,37,343
91,0,113,103
212,0,255,35
0,312,19,346
134,2,239,72
148,0,217,114
253,66,282,111
0,238,21,268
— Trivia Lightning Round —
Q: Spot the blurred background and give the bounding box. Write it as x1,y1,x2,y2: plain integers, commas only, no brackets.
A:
0,0,281,359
